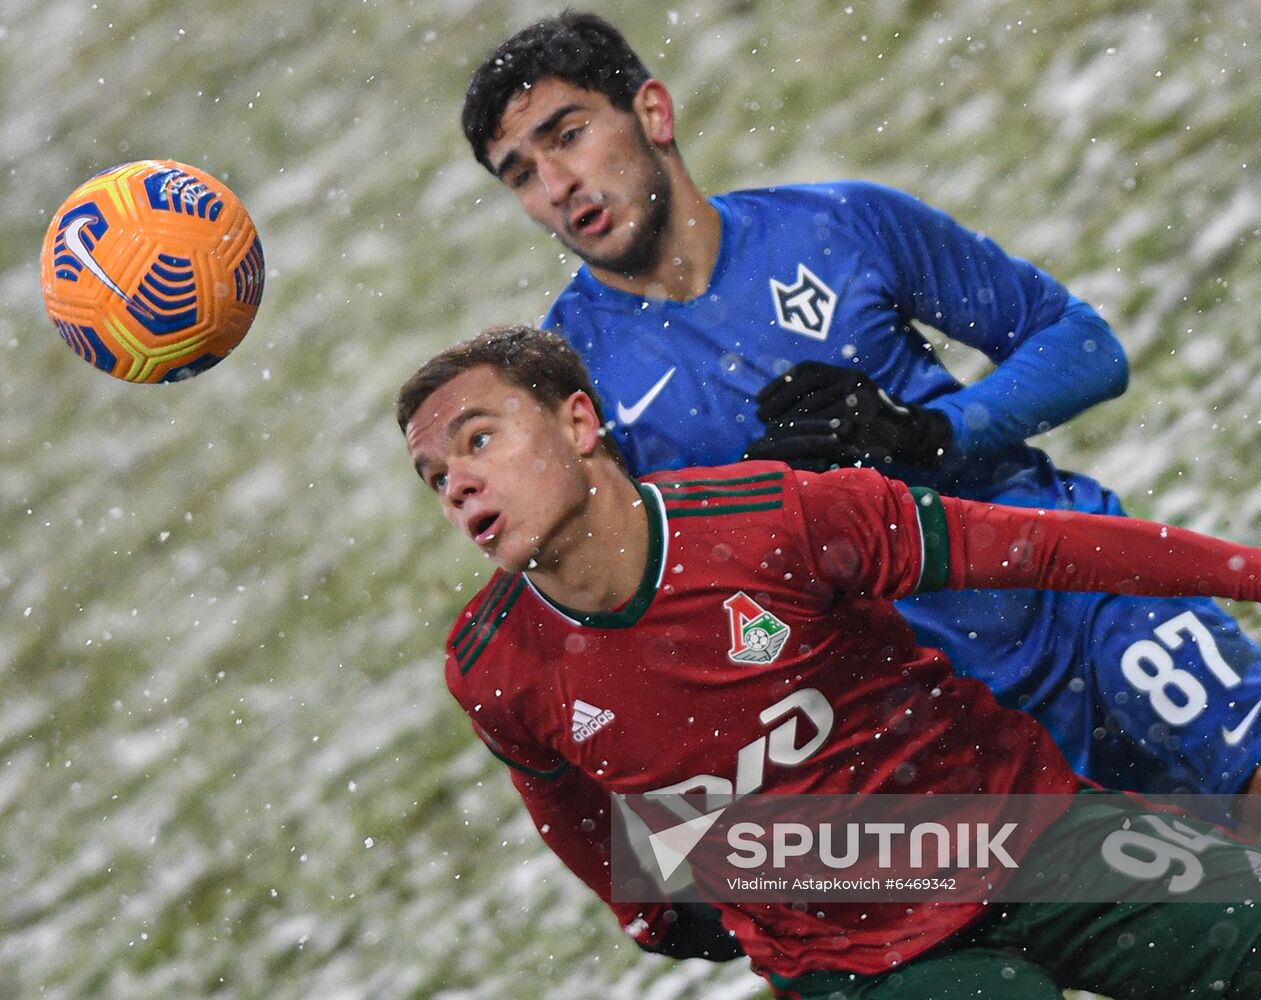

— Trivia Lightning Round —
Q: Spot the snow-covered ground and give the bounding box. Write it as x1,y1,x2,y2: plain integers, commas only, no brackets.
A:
2,1,1259,996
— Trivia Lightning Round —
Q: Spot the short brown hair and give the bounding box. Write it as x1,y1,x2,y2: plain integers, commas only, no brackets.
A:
396,324,625,468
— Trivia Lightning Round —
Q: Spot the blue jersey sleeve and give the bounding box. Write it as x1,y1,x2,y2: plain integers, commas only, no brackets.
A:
851,183,1129,458
926,295,1128,458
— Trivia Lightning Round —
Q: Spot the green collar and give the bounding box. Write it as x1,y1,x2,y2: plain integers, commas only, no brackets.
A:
526,481,666,629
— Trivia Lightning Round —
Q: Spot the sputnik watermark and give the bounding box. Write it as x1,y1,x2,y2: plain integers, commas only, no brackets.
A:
610,792,1261,904
725,819,1018,870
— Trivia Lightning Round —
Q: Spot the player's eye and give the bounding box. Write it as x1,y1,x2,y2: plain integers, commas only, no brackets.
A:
429,471,448,493
558,125,582,145
508,167,533,190
471,431,491,450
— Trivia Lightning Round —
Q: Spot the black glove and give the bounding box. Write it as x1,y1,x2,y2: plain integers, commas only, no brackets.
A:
641,901,744,962
744,362,952,472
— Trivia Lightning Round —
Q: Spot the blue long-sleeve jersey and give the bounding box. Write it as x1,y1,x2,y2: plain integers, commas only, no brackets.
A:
544,180,1127,507
541,180,1261,797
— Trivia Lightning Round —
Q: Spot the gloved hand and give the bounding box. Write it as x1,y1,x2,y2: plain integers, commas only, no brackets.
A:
744,362,953,472
642,902,744,961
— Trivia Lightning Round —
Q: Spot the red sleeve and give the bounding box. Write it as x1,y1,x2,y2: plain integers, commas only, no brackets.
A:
790,466,926,599
509,765,675,948
939,495,1261,600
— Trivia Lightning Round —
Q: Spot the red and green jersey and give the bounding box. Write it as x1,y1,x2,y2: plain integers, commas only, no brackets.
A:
443,461,1261,977
445,462,1075,976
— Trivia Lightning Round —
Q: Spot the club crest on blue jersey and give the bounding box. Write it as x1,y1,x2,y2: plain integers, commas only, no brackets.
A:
770,263,837,341
724,592,790,664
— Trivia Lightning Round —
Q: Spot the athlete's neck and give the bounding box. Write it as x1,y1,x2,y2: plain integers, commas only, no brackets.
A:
524,469,650,614
588,179,721,302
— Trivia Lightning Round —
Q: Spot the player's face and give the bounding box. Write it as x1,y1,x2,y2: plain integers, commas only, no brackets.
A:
405,366,591,573
485,76,671,276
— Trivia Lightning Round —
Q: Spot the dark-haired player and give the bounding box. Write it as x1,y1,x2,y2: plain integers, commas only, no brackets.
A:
458,11,1261,804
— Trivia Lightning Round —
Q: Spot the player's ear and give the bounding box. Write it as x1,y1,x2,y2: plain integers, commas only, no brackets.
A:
562,390,605,458
633,80,675,147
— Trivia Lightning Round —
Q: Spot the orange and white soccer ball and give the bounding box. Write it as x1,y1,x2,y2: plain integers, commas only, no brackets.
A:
40,160,265,383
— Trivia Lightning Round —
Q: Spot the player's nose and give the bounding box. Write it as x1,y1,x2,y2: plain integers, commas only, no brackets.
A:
538,156,578,206
444,462,483,509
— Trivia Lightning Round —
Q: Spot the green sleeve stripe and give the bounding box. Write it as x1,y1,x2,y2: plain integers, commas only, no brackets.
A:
657,484,782,501
486,744,570,780
910,486,950,592
454,573,513,653
656,470,784,489
457,575,527,675
665,500,783,518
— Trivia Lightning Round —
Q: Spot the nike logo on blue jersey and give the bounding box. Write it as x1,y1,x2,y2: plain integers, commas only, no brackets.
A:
1222,699,1261,747
616,367,676,425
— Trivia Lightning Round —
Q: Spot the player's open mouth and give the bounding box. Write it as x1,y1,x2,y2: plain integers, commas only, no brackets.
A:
471,512,501,545
570,204,608,235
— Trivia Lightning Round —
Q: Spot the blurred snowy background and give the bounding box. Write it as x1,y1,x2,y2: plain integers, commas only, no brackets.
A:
2,0,1261,996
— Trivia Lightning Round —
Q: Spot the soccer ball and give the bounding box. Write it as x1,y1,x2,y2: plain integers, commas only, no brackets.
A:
40,160,265,383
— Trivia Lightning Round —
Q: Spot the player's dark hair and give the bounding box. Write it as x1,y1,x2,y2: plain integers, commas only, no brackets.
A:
396,324,625,469
462,10,653,173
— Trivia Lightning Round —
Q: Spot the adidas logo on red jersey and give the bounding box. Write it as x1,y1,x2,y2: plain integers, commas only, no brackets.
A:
572,699,616,743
